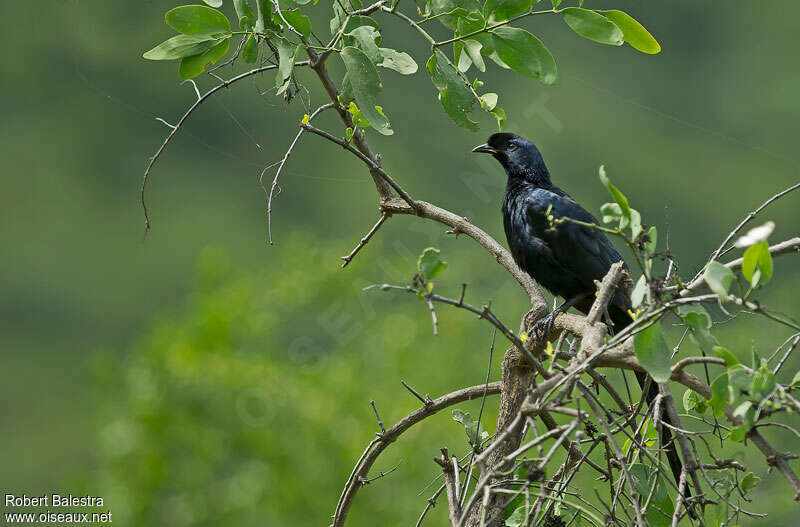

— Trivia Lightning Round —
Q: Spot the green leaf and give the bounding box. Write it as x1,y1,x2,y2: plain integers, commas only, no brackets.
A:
630,208,642,240
483,0,532,23
703,261,734,301
678,305,718,355
740,472,761,494
202,0,223,7
600,202,622,224
143,34,221,61
378,49,418,75
462,39,485,72
742,241,773,286
426,50,479,131
729,424,750,442
179,39,230,79
418,247,447,280
631,275,646,309
242,34,258,63
751,361,775,401
275,38,301,94
165,5,231,35
598,166,631,228
347,26,382,63
604,10,660,54
709,373,728,417
431,0,483,30
480,92,498,111
645,226,657,254
233,0,255,29
341,46,393,135
633,322,671,383
452,409,483,446
275,9,312,37
683,389,708,414
562,7,623,46
714,345,739,368
491,27,557,85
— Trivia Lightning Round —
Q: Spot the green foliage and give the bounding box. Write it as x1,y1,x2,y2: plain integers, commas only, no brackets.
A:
417,247,448,280
180,39,231,80
452,409,487,447
143,0,660,130
166,5,231,35
742,241,774,287
561,8,623,46
341,46,393,135
491,27,557,85
143,34,225,61
92,242,497,526
704,261,734,301
633,322,671,382
604,10,661,54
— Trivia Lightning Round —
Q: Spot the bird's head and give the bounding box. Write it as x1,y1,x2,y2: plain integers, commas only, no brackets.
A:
472,132,550,184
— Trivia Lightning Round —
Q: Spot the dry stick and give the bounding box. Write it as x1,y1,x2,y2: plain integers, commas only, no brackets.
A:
139,61,310,234
577,382,646,527
266,102,333,245
340,212,390,268
657,383,703,518
434,448,463,527
331,382,501,527
416,483,446,527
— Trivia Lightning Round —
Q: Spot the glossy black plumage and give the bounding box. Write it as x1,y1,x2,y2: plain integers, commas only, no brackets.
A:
474,132,687,493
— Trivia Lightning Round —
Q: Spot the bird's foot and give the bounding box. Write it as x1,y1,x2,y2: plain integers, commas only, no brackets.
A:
529,311,558,348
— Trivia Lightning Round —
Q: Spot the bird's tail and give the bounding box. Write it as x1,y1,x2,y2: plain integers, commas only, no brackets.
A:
608,306,690,505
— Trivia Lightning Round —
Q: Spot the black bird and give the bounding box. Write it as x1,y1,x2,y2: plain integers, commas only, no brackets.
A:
473,132,687,494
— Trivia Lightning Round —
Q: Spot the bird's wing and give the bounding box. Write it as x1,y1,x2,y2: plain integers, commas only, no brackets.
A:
524,188,626,288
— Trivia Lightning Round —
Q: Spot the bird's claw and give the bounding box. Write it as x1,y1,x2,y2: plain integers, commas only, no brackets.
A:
530,311,558,347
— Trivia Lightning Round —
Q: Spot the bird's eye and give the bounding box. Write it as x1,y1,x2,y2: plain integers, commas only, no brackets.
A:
507,144,517,151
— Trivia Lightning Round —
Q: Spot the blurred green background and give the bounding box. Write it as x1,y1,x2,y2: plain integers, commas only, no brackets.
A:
2,0,799,525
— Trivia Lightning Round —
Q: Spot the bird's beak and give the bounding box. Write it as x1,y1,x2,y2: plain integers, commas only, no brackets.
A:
472,143,497,154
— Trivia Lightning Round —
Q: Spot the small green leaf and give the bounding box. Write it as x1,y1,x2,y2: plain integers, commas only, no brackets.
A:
179,38,230,79
714,345,739,368
633,322,671,383
341,46,393,135
166,5,231,35
275,9,312,37
704,261,734,301
418,247,447,280
751,361,775,401
742,241,773,286
709,373,729,417
480,92,498,111
275,38,301,94
346,26,382,63
562,8,623,46
202,0,223,7
740,472,761,494
452,409,483,446
233,0,255,29
631,275,646,309
683,389,708,414
462,39,485,72
604,10,660,54
598,166,631,228
645,226,657,254
378,48,418,75
729,424,750,442
143,34,221,61
242,34,258,63
491,27,557,85
426,50,479,131
600,202,622,224
678,305,718,355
